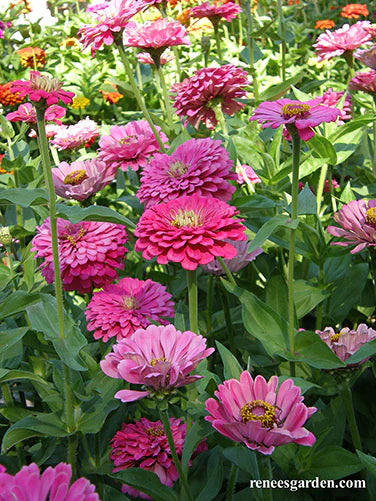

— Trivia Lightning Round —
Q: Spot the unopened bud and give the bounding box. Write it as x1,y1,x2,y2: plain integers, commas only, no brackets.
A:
0,226,12,246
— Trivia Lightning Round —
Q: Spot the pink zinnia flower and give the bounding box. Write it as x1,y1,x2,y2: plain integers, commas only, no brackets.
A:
85,277,175,342
137,138,236,208
0,462,99,500
134,194,246,270
327,199,376,253
316,88,352,124
6,102,66,124
100,323,214,402
315,324,376,364
31,218,128,293
190,1,242,26
201,239,262,275
50,117,99,150
249,98,341,141
349,69,376,94
98,120,168,172
354,45,376,68
11,71,74,106
172,64,250,129
313,21,372,61
51,158,116,201
29,123,60,139
236,164,261,186
137,51,174,65
205,371,317,455
86,1,110,13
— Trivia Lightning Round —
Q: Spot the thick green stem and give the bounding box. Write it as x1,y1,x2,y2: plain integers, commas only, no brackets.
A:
172,46,182,80
156,64,175,132
327,167,337,213
245,0,259,100
7,138,22,228
341,379,362,452
217,256,237,286
257,454,273,501
214,24,223,64
316,163,328,215
187,269,198,333
226,464,238,501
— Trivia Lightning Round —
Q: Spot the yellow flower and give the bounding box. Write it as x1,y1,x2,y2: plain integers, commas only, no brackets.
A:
71,96,90,109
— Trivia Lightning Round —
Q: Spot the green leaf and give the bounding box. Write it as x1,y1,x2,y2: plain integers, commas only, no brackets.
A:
340,181,356,203
215,341,243,380
247,215,299,253
0,291,41,320
196,447,223,501
357,450,376,479
0,369,49,386
258,73,304,102
223,447,259,478
265,274,288,322
302,446,362,480
0,188,48,207
345,339,376,365
1,429,43,452
111,468,179,501
277,376,320,394
181,420,214,474
307,134,337,165
56,204,135,229
293,280,329,319
333,127,364,164
286,184,317,215
0,327,29,354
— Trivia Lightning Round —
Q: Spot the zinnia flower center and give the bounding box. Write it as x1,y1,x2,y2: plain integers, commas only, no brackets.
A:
169,161,188,177
63,169,88,186
281,103,311,119
64,226,86,246
30,74,63,93
122,295,137,310
365,207,376,228
330,332,343,342
149,356,168,366
170,209,203,228
240,400,278,428
119,135,137,144
146,426,165,437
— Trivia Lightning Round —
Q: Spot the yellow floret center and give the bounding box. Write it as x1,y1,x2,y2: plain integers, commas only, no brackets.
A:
330,333,343,342
170,208,202,228
146,426,165,437
169,161,188,177
65,227,86,246
122,295,137,310
281,103,311,118
365,207,376,228
63,169,88,186
119,135,137,145
149,357,168,366
240,400,277,428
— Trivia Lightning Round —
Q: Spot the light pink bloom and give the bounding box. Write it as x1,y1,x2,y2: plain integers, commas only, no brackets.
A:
50,117,99,150
29,123,60,139
354,45,376,68
6,102,66,124
134,194,246,270
315,324,376,364
85,277,175,342
349,69,376,94
11,71,74,106
172,64,250,129
100,324,214,401
313,21,372,61
236,164,261,185
0,462,99,500
190,1,241,25
249,98,341,141
137,51,174,65
31,218,128,293
327,199,376,253
316,88,352,124
137,138,236,208
51,158,116,201
86,1,110,13
201,239,262,275
205,371,317,455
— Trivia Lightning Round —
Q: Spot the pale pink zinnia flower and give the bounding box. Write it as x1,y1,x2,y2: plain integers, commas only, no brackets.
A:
100,323,214,402
134,194,246,270
137,51,174,65
11,71,74,106
31,218,128,293
137,138,236,208
51,158,116,201
85,277,175,342
98,120,168,172
201,239,262,275
249,98,341,141
349,69,376,95
316,325,376,363
0,462,99,500
50,117,99,150
190,1,241,26
327,199,376,253
236,164,261,186
205,371,317,455
172,64,250,129
316,88,352,124
29,123,60,139
354,45,376,68
6,102,66,124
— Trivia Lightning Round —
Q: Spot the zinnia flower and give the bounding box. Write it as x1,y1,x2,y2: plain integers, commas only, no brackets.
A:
348,69,376,95
31,218,128,293
205,371,317,455
236,164,261,186
201,239,262,275
314,19,335,30
172,64,250,129
340,3,369,20
134,194,246,270
190,1,241,27
137,51,174,65
101,324,214,401
6,102,66,124
50,117,99,150
98,120,168,172
85,277,175,342
249,98,341,141
316,88,352,124
11,71,74,106
327,199,376,253
17,46,46,68
51,158,116,201
315,325,376,363
0,462,99,500
0,82,23,106
71,96,90,109
137,138,236,208
99,82,123,103
354,45,376,68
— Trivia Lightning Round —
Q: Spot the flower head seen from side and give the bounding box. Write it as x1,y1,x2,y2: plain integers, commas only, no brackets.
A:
316,88,352,124
0,462,99,500
31,218,128,294
137,138,236,208
11,71,74,106
327,199,376,254
205,371,317,455
17,46,47,68
134,194,246,270
190,1,242,27
341,3,369,20
354,45,376,69
137,51,174,65
236,164,261,186
348,69,376,95
172,64,250,129
85,277,175,342
249,98,341,141
314,19,335,30
6,102,66,124
100,323,214,402
99,81,123,103
201,239,263,275
50,117,99,150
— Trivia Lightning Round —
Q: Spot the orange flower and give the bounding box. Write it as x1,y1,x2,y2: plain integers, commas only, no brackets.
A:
99,82,124,104
17,47,47,68
176,8,191,26
60,38,78,48
315,19,335,29
0,82,23,106
341,3,369,19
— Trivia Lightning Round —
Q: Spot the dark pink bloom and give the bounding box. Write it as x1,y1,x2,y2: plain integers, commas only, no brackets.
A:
0,462,99,500
315,324,376,363
327,199,376,253
11,71,74,106
100,323,214,401
98,120,168,172
236,164,261,186
137,51,174,65
31,218,128,293
349,69,376,94
85,277,175,342
50,118,99,150
354,45,376,68
205,371,317,455
316,88,352,124
137,138,236,208
6,102,66,124
134,194,246,270
190,1,241,25
172,64,250,129
249,98,341,141
324,178,340,192
201,239,262,275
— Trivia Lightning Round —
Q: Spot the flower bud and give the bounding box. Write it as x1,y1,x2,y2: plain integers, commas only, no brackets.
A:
0,226,12,246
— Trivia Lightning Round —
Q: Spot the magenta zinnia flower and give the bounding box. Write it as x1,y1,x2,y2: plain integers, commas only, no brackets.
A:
98,120,168,172
249,98,341,141
31,218,128,293
6,102,66,124
101,323,214,401
327,199,376,253
85,277,175,342
190,1,242,26
0,462,99,501
11,71,74,106
349,69,376,95
134,194,246,270
51,158,116,201
137,138,236,208
50,117,99,150
316,88,352,124
172,64,250,129
201,239,262,275
205,371,317,455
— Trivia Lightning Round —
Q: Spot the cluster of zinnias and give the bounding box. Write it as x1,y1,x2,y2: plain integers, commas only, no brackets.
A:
50,117,99,150
85,277,175,342
340,3,369,20
349,70,376,95
190,1,241,26
201,239,262,275
11,71,74,106
0,462,99,500
0,82,23,106
6,102,66,124
31,218,128,293
17,46,47,68
205,371,317,455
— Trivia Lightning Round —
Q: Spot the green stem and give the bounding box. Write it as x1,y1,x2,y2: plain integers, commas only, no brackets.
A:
187,269,198,333
220,282,235,352
327,167,337,213
316,163,328,215
172,46,182,80
245,0,259,100
7,138,22,228
214,23,223,64
276,0,286,83
226,464,238,501
315,262,324,331
1,383,26,467
156,64,175,132
217,256,237,286
257,454,273,501
5,244,17,289
206,274,213,334
341,379,362,452
67,432,78,479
